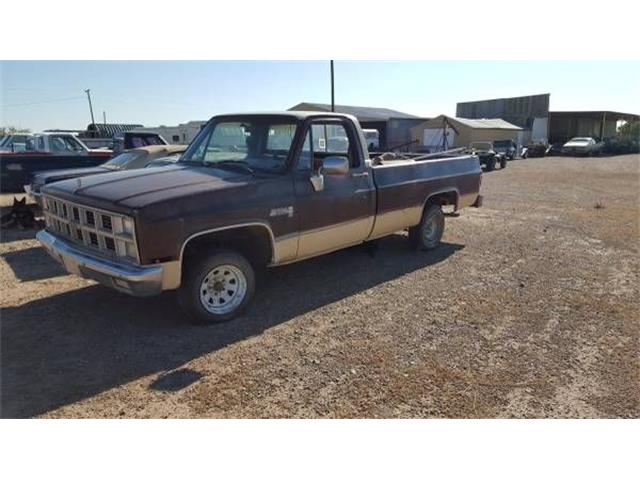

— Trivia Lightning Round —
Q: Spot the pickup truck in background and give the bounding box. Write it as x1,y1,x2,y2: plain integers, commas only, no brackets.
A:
37,112,482,324
0,131,168,193
1,132,112,192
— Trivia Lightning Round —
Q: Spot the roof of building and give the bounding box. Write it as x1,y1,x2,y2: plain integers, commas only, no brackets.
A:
86,123,144,137
549,110,640,119
420,115,522,131
289,102,419,121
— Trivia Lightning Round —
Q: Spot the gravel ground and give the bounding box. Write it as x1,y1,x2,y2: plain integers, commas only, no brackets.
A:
1,154,638,418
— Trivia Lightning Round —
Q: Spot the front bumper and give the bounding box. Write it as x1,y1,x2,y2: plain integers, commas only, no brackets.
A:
37,230,174,297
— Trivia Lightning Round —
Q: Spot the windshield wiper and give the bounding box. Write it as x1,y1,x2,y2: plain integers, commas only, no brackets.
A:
205,160,255,175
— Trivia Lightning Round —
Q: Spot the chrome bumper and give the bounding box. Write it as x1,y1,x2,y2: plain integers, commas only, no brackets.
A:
37,230,176,297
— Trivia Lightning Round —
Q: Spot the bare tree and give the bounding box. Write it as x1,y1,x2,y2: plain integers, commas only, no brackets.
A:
0,126,31,136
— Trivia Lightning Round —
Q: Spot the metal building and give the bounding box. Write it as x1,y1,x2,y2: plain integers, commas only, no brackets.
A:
456,94,550,144
289,102,429,150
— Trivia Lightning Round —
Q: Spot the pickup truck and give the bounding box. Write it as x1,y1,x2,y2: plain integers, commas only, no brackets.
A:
0,132,112,193
37,112,483,324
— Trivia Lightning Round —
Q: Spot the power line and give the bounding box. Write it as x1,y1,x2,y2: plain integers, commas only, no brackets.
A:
0,96,85,108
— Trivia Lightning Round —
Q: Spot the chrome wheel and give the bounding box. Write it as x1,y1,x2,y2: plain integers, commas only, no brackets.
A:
199,264,247,315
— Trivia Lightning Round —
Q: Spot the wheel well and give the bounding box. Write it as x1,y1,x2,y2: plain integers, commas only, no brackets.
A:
424,190,459,211
182,225,273,269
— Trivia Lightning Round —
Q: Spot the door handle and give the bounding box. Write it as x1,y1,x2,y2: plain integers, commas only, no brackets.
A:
351,172,369,178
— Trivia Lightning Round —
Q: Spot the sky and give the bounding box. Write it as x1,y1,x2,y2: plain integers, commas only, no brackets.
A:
1,61,638,132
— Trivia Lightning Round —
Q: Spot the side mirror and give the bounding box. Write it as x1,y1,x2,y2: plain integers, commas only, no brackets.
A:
310,156,349,192
321,156,349,175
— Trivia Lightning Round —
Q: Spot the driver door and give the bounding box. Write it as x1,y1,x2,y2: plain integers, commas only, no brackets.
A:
293,119,375,259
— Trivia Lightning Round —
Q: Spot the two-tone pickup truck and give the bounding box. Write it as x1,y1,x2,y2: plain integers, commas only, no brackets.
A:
37,112,483,324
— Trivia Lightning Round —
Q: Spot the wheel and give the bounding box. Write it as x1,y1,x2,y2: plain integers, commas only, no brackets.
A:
408,204,445,250
500,156,507,169
178,250,255,324
485,156,496,171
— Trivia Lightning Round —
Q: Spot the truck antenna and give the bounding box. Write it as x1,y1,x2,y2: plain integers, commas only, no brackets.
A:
330,60,335,112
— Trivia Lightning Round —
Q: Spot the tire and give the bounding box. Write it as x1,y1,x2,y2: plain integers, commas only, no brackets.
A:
485,156,496,171
178,249,255,324
500,156,507,169
408,204,445,250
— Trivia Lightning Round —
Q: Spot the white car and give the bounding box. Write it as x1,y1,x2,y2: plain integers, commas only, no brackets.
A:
561,137,603,156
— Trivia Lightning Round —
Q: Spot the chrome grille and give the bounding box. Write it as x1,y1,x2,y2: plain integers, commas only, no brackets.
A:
42,194,140,263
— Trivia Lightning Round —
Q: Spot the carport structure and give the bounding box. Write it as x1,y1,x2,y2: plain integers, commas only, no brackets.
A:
289,102,429,150
548,111,640,144
410,114,523,152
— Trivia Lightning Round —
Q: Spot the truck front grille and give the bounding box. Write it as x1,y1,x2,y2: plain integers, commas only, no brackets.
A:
42,194,139,263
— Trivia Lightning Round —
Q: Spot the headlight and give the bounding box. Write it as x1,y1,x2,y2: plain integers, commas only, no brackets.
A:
122,217,135,235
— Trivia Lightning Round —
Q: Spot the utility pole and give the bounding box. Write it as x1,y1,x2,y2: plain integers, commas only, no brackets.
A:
103,111,107,125
84,89,96,126
330,60,335,112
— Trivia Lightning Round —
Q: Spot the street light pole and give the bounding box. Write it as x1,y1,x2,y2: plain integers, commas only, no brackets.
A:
330,60,335,112
84,89,96,126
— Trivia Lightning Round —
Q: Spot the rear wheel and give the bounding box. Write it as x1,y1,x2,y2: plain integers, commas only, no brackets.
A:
408,204,445,250
178,250,255,324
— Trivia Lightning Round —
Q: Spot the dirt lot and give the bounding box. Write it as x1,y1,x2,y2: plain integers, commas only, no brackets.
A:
1,154,638,418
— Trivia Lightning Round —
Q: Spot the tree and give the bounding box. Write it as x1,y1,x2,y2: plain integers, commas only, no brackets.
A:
617,121,640,140
0,126,31,136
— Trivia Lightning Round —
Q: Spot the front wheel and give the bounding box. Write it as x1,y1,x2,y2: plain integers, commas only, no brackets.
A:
178,250,255,324
500,156,507,169
485,156,496,171
408,204,445,250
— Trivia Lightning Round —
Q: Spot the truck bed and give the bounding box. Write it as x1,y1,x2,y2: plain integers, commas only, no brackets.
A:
367,154,481,239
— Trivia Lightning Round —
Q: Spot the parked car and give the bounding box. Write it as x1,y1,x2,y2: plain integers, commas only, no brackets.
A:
37,112,482,324
468,141,507,171
25,145,186,204
112,131,168,154
0,133,113,193
492,139,517,160
561,137,603,156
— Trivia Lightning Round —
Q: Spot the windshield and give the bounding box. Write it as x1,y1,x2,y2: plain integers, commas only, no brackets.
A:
493,140,512,147
472,142,492,149
103,151,142,170
180,118,298,172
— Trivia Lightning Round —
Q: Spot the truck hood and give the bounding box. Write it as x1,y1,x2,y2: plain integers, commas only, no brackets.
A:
42,165,250,212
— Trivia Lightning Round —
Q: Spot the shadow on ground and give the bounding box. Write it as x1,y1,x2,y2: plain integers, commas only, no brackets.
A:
1,235,463,418
1,246,66,281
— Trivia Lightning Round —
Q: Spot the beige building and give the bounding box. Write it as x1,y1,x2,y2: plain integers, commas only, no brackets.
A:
411,115,523,152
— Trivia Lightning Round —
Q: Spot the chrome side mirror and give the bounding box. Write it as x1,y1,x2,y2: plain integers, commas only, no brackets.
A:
310,156,349,192
321,156,349,175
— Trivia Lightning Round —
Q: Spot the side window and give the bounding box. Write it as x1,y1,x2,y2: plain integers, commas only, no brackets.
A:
37,136,45,152
299,122,358,170
50,136,71,152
